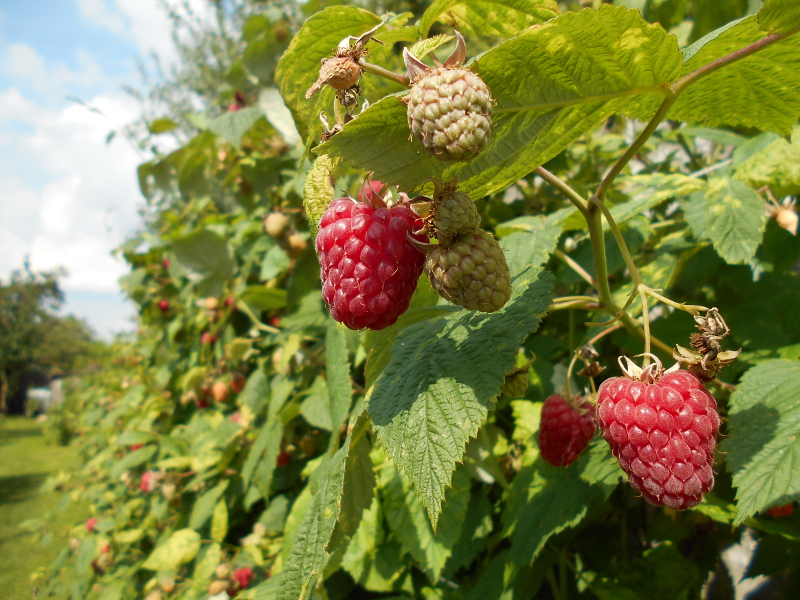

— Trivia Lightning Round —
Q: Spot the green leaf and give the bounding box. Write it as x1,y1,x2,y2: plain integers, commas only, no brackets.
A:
109,446,156,479
702,177,766,264
241,285,288,311
142,529,202,571
511,399,542,442
734,126,800,195
239,368,271,416
261,245,291,281
242,415,283,495
278,412,372,600
172,229,236,283
208,107,263,149
653,16,800,135
328,416,376,551
576,438,625,491
722,360,800,523
303,155,339,240
259,88,301,146
210,500,229,543
314,95,444,192
615,174,707,222
341,496,385,583
504,460,604,565
369,269,553,527
364,306,455,391
178,147,209,198
326,320,353,436
379,459,470,581
758,0,800,34
318,6,683,198
275,6,382,138
419,0,559,38
409,34,455,60
302,376,333,431
498,216,561,276
148,118,177,134
190,481,229,530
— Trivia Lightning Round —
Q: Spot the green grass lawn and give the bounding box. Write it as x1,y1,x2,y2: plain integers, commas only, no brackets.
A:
0,416,87,599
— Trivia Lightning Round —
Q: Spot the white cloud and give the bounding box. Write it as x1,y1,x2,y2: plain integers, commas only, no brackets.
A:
77,0,215,65
77,0,127,34
3,43,103,92
0,87,42,123
1,92,145,295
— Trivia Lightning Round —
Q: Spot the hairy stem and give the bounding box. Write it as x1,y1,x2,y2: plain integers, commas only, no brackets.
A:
674,25,800,93
359,61,409,86
553,249,598,289
639,287,651,367
595,94,677,201
645,288,708,315
589,196,644,287
536,166,589,216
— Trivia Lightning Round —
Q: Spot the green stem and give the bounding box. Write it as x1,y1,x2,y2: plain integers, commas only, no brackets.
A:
595,94,677,201
586,209,614,306
536,166,589,216
547,568,566,600
237,302,280,334
553,249,598,290
359,61,409,87
644,288,708,315
673,26,800,93
639,287,651,367
589,196,644,287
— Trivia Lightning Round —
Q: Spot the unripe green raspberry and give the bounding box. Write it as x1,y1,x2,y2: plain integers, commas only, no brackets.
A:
501,368,529,398
425,229,511,313
406,67,493,162
433,190,481,237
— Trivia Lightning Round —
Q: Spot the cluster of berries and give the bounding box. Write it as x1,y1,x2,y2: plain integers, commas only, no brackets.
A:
418,180,511,314
315,178,512,330
537,355,720,511
209,563,254,597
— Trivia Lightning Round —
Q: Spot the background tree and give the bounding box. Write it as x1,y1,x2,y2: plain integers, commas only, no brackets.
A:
0,261,100,414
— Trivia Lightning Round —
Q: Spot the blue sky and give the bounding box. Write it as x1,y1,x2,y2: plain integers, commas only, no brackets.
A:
0,1,199,338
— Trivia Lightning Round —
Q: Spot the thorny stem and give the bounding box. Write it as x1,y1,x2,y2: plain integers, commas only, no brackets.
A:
358,60,409,86
553,249,598,290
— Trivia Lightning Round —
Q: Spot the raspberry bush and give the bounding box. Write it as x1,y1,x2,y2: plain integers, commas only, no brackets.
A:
35,2,800,600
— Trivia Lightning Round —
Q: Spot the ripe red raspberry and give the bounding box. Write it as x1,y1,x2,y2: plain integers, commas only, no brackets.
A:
158,299,170,313
315,196,426,330
597,358,719,510
232,567,254,590
538,394,596,467
766,503,794,517
277,449,292,467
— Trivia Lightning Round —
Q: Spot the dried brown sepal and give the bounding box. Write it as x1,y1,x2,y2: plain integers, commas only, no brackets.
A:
765,196,798,235
578,362,605,378
673,344,741,383
578,342,600,361
688,307,738,373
